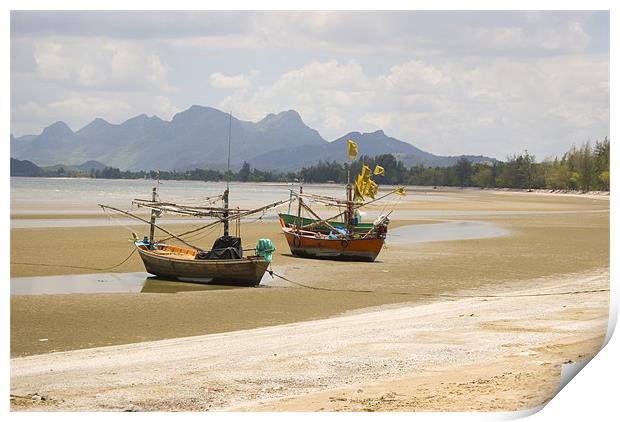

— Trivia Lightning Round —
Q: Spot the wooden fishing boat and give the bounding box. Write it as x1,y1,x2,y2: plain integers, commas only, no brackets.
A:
135,243,269,286
100,186,285,286
280,225,385,262
279,142,405,262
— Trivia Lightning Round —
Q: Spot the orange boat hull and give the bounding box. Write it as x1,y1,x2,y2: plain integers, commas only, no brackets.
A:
281,227,384,262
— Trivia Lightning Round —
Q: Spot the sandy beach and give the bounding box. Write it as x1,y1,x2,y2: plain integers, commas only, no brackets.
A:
10,185,610,411
10,269,608,411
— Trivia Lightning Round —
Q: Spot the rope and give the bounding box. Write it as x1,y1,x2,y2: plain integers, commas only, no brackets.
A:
267,269,374,293
11,248,138,273
102,206,144,236
266,269,609,298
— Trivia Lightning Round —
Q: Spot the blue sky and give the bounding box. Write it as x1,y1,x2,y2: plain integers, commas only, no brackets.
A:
10,10,609,159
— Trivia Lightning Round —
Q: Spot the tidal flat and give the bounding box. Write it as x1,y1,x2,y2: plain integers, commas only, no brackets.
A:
10,183,609,358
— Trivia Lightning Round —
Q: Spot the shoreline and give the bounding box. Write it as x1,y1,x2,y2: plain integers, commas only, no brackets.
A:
10,175,611,196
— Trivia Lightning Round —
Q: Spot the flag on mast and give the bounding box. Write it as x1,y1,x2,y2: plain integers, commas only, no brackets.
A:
347,140,358,161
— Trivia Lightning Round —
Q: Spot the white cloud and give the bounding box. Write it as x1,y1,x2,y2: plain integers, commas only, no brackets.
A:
13,94,179,134
218,61,373,134
33,37,173,92
208,72,253,89
217,56,608,158
380,61,452,94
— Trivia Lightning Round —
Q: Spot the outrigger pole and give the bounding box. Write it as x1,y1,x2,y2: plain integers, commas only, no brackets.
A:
299,188,402,231
157,198,292,242
98,204,204,252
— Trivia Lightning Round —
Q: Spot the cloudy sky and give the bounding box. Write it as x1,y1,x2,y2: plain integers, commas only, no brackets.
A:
10,10,609,159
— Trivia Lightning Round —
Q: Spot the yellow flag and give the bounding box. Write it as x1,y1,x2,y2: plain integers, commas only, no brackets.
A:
347,140,358,161
373,165,384,176
395,186,406,196
354,175,365,201
361,165,371,183
365,180,378,199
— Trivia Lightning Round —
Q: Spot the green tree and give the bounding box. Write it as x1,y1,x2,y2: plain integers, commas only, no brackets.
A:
471,165,494,187
544,159,569,190
594,137,610,190
455,158,473,187
239,161,251,182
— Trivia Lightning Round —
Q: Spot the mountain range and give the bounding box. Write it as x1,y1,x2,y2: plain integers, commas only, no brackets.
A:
10,105,495,171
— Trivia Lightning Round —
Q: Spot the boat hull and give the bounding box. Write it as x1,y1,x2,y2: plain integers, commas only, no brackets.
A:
281,228,384,262
136,246,269,287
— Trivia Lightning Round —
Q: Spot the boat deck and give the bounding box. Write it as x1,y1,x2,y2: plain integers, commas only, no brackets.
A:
138,244,197,260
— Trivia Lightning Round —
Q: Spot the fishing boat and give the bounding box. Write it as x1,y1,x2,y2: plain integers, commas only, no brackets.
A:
99,113,286,287
279,140,405,262
120,188,285,286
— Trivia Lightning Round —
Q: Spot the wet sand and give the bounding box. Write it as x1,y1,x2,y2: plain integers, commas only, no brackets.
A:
10,270,608,411
10,188,610,411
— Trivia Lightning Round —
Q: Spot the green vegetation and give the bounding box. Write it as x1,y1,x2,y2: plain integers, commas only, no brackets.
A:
10,138,610,192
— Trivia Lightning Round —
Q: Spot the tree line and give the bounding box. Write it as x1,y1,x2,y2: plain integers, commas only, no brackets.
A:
30,137,611,192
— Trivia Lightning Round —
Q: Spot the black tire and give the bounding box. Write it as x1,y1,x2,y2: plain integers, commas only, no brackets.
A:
293,235,302,248
341,239,349,249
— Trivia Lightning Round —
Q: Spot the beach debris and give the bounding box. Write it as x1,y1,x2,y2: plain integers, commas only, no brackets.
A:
38,338,48,342
11,393,50,402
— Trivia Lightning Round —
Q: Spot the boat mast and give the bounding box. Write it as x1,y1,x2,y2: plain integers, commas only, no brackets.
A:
346,179,353,231
148,171,160,243
345,163,353,230
296,184,303,233
148,186,157,243
223,111,232,237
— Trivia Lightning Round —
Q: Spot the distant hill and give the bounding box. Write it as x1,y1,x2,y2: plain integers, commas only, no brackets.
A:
395,153,496,168
10,106,325,171
77,160,107,172
249,130,494,171
10,105,495,171
10,158,44,177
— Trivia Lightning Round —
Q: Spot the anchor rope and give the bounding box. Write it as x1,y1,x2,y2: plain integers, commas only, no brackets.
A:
11,248,137,273
265,269,609,298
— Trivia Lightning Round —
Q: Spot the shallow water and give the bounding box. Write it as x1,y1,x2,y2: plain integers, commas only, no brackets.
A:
9,271,265,296
10,177,448,214
387,221,509,245
10,215,279,229
10,177,378,211
393,209,608,218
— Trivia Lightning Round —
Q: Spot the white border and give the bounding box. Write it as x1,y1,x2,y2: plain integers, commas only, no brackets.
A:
4,1,616,421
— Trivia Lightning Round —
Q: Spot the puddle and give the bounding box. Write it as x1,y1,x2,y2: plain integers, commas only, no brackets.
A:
387,220,509,245
392,209,607,219
10,272,270,296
